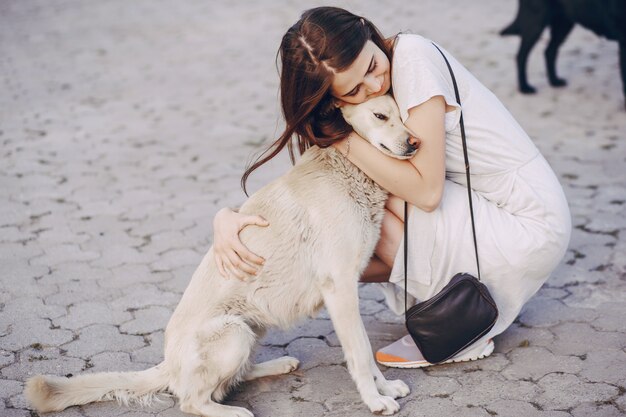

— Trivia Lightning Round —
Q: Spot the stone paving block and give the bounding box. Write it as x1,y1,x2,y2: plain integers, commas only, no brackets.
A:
401,374,461,399
1,1,625,416
592,302,626,332
234,369,303,402
0,201,34,227
0,226,28,243
358,298,386,316
0,378,23,403
535,373,619,410
291,365,359,405
45,276,118,306
0,348,15,368
450,372,542,407
30,243,100,267
110,283,180,311
549,322,625,356
149,248,203,272
55,301,132,331
138,230,199,256
0,270,58,299
131,331,164,364
358,283,386,302
578,349,626,386
563,283,626,309
0,242,44,264
2,349,85,381
155,265,195,294
0,318,74,351
248,391,325,417
535,286,568,300
571,402,623,417
494,322,555,353
260,319,334,347
501,346,583,381
36,222,90,246
285,337,344,371
486,399,571,417
82,401,133,417
0,403,32,417
422,352,510,378
66,215,133,240
106,264,172,289
373,307,405,324
518,297,598,328
567,225,616,250
122,202,167,222
88,351,150,373
91,244,160,269
616,395,626,414
80,228,144,252
44,262,114,285
62,324,145,358
120,305,172,335
129,215,194,238
401,397,491,417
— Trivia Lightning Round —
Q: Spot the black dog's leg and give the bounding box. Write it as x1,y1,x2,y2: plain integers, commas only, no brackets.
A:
545,12,574,88
619,39,626,109
515,0,550,94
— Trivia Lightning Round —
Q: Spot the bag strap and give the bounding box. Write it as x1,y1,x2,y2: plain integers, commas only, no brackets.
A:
404,42,481,317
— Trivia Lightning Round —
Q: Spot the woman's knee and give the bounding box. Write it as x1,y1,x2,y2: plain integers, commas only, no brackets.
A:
374,208,404,267
385,195,405,221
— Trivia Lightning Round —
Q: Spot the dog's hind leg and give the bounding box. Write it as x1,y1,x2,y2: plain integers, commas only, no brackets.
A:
172,315,256,417
242,356,300,381
545,11,574,88
321,272,408,415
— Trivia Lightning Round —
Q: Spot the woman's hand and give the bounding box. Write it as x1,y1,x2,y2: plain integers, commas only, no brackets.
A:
212,207,269,279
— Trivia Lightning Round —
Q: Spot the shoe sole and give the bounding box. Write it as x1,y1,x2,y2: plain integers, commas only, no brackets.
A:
376,339,495,369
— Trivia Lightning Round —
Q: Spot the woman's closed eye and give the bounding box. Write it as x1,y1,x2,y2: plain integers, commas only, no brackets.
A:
346,60,378,97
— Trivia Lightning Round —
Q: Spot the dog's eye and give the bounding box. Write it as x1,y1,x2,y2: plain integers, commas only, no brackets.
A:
373,113,388,121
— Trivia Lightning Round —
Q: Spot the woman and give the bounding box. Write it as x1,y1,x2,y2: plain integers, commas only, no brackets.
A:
212,6,571,368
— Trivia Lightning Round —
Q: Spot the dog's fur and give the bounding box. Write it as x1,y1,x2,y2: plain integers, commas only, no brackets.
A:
24,95,416,417
501,0,626,106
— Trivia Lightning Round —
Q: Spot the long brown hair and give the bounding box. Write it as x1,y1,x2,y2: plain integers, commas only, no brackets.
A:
241,6,394,194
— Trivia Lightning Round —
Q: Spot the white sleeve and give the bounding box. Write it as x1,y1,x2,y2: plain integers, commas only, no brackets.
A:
391,35,461,131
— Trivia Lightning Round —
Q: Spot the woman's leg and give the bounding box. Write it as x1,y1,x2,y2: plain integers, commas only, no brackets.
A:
360,196,405,283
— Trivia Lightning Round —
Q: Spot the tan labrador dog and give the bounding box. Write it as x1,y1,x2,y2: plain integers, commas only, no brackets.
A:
25,94,417,416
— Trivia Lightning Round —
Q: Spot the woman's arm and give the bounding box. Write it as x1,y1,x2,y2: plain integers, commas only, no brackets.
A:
335,95,447,211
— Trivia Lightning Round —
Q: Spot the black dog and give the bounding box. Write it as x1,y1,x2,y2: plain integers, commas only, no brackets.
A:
500,0,626,107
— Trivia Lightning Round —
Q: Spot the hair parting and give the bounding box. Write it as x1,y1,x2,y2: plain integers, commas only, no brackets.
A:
241,6,394,195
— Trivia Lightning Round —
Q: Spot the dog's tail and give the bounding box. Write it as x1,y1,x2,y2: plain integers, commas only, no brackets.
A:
24,363,169,413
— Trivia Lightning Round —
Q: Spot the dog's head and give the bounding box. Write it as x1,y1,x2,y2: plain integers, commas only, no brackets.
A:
339,95,419,159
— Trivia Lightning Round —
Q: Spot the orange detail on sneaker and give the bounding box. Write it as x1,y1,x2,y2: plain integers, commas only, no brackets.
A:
375,336,495,369
375,351,408,364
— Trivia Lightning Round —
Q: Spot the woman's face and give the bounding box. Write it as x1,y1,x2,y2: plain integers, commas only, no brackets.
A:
330,40,391,106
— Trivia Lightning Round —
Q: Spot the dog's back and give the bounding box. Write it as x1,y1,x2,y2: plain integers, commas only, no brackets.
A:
183,145,387,329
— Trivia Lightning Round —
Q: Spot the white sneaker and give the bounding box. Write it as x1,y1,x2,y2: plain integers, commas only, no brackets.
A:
375,335,494,368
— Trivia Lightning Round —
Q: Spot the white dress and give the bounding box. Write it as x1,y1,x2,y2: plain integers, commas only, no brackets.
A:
378,34,572,341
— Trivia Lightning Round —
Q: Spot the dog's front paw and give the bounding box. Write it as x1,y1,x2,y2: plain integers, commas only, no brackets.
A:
365,394,400,415
377,378,410,399
275,356,300,373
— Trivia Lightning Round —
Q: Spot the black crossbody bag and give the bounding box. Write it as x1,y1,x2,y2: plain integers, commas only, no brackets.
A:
403,43,499,364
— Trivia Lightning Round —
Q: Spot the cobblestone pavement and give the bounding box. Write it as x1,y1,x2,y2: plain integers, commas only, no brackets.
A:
1,0,625,416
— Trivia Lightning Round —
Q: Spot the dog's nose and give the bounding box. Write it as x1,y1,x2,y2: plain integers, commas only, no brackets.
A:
406,136,420,150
